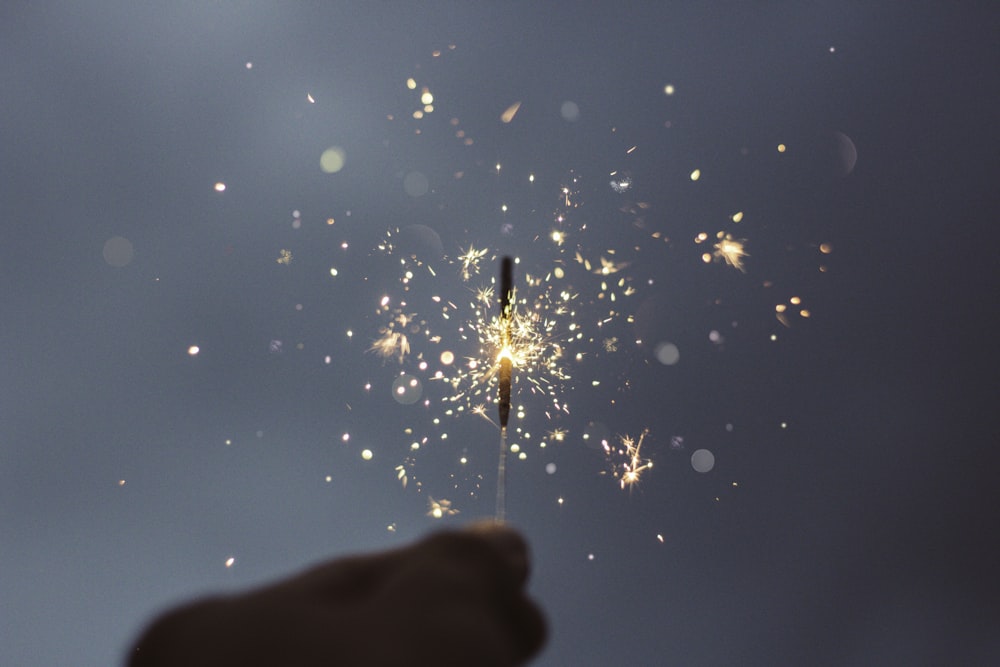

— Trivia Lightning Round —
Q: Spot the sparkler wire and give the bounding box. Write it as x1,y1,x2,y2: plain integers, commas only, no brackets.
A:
496,257,514,521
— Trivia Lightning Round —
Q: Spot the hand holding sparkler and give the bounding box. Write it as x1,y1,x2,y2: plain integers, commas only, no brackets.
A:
129,523,547,667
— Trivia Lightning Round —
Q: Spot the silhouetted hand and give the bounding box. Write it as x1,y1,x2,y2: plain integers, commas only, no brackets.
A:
129,522,547,666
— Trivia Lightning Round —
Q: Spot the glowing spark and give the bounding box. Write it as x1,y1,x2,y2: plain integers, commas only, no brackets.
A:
605,429,653,489
427,497,458,519
713,234,748,271
368,311,417,363
474,285,494,307
457,244,489,281
547,428,568,443
500,101,522,123
276,249,293,265
595,256,628,275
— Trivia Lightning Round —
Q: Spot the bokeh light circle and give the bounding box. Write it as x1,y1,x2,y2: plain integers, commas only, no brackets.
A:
581,421,610,451
391,374,423,405
103,236,134,267
320,146,346,173
560,100,580,121
403,171,429,197
654,341,680,365
396,224,444,262
691,449,715,473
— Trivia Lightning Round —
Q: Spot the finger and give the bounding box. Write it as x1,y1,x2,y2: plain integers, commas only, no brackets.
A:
465,521,531,587
506,595,548,664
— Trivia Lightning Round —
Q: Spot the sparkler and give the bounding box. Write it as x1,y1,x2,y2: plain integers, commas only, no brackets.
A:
496,256,514,521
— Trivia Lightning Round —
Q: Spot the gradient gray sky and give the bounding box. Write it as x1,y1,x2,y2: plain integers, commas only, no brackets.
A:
2,2,996,665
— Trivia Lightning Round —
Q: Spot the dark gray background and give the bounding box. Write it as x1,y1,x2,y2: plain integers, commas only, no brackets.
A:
2,2,996,665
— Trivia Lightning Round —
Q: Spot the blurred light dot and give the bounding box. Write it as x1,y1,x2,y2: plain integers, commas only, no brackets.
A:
545,463,557,475
819,243,833,254
732,211,744,223
214,182,226,192
777,144,786,153
342,433,350,442
103,236,134,267
690,169,701,181
663,84,675,95
800,309,811,318
560,100,580,121
709,330,721,343
329,268,338,277
118,479,126,486
654,342,680,365
187,345,200,356
420,91,433,105
320,147,346,173
440,350,455,365
557,497,564,505
225,557,235,568
587,553,595,561
403,171,429,197
325,475,332,482
361,449,373,461
691,449,715,473
406,78,417,89
245,62,253,69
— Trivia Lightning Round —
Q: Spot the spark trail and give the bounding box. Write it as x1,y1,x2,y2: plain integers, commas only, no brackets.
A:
496,256,514,521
